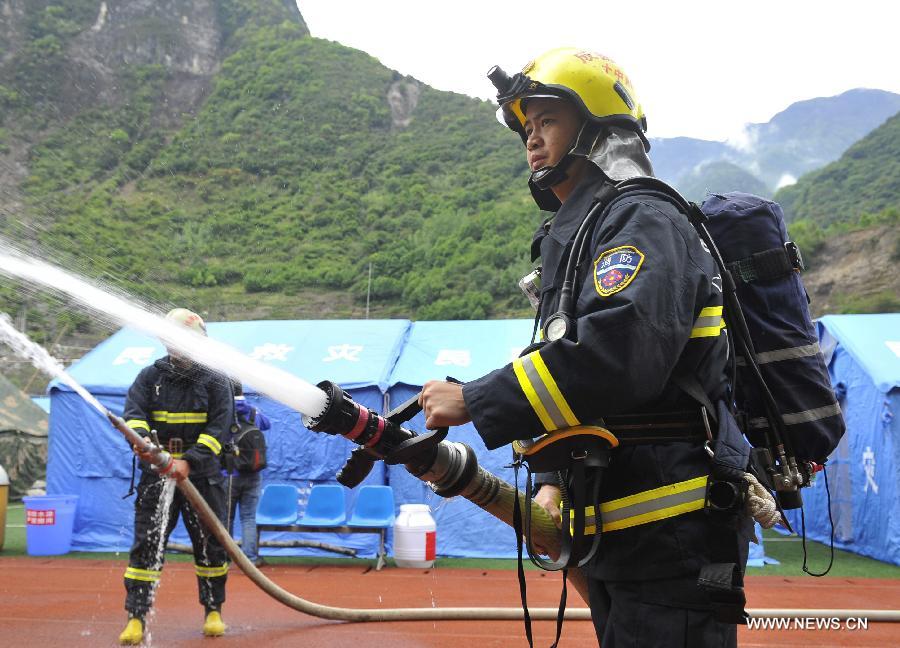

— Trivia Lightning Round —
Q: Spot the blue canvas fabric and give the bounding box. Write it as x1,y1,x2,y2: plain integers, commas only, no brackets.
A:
44,317,788,561
387,320,534,558
784,315,900,565
47,320,409,556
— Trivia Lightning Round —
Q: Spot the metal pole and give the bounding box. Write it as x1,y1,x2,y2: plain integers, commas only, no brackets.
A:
365,262,372,319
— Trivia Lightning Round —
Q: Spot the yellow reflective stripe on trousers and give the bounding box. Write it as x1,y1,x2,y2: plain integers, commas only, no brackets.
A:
690,306,725,338
512,350,580,432
127,419,150,432
600,475,709,532
124,566,161,582
150,411,209,424
195,564,229,578
196,433,222,455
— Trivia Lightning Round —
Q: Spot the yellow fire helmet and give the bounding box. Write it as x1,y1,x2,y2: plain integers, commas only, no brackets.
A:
488,48,650,210
164,307,207,336
490,47,647,145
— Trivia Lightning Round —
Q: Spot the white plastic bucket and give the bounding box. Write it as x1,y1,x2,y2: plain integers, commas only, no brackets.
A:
393,504,436,568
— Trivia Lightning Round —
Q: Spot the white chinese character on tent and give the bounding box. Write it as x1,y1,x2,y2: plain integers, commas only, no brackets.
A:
435,349,471,367
113,347,155,366
862,446,879,494
886,340,900,360
323,344,363,362
249,343,294,362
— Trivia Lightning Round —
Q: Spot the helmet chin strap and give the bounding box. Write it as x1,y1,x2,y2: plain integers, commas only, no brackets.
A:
530,154,575,191
529,121,603,191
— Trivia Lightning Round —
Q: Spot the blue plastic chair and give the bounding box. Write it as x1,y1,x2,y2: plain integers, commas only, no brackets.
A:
298,484,347,527
255,484,299,526
348,485,395,528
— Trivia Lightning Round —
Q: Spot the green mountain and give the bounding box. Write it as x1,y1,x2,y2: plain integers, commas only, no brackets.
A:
651,89,900,198
779,113,900,316
0,0,897,384
677,160,769,203
776,112,900,225
0,0,538,353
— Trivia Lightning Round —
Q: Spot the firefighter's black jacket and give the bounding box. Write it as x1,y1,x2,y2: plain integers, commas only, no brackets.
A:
463,167,737,580
123,357,233,477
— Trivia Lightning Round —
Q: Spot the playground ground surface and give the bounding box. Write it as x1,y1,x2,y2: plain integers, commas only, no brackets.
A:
2,503,899,647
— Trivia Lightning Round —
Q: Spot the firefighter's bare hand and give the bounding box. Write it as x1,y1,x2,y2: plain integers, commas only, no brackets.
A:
419,380,470,429
164,458,191,482
530,484,563,559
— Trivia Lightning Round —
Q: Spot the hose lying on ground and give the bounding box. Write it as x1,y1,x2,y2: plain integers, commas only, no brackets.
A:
110,413,900,624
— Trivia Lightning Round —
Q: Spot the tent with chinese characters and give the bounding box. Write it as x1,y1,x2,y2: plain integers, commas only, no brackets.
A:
47,316,774,562
47,319,411,555
784,313,900,565
385,319,534,558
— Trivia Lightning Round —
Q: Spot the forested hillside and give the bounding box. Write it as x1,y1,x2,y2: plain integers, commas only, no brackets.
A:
779,112,899,314
1,0,539,353
0,0,897,391
777,112,900,225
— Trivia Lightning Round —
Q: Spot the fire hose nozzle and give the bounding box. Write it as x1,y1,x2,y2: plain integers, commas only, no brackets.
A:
106,411,174,475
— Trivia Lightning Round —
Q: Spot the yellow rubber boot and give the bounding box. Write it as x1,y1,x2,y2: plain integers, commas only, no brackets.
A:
203,610,226,637
118,617,144,645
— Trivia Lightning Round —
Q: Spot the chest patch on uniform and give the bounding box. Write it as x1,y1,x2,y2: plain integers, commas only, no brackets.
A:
593,245,645,297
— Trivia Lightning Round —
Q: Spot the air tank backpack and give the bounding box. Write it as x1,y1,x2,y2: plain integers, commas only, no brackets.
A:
699,193,845,487
229,410,267,474
606,181,846,499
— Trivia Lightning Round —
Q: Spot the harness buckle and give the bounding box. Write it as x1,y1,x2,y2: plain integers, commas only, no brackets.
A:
700,407,714,442
167,438,183,455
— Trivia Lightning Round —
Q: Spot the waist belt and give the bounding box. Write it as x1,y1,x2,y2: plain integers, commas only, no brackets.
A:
602,410,712,445
569,475,710,535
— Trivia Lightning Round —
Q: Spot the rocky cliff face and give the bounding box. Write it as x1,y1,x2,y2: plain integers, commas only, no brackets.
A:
803,225,900,316
0,1,26,66
65,0,223,117
1,0,308,120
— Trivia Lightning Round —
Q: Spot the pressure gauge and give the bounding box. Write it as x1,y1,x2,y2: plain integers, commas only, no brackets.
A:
543,313,572,342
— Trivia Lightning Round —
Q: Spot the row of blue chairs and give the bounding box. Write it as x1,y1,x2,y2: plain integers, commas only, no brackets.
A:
256,484,395,528
255,484,395,569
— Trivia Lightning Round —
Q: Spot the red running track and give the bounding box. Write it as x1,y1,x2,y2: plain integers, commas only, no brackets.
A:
0,557,898,647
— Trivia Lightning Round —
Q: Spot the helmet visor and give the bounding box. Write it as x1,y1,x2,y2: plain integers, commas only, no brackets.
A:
498,92,567,131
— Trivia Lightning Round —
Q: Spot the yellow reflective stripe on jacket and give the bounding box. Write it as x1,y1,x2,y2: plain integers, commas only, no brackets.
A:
568,505,598,536
512,350,580,432
127,419,150,432
195,563,229,578
690,306,725,338
196,433,222,455
150,411,209,424
124,566,161,582
600,475,709,532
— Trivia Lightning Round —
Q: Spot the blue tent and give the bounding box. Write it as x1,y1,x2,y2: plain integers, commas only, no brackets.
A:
785,313,900,564
47,316,774,563
386,319,535,558
47,319,410,556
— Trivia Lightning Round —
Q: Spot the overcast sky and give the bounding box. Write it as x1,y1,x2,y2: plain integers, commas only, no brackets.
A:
296,0,900,142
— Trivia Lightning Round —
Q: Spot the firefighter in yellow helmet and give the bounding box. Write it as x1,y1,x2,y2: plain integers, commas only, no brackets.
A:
118,307,233,644
420,48,750,646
